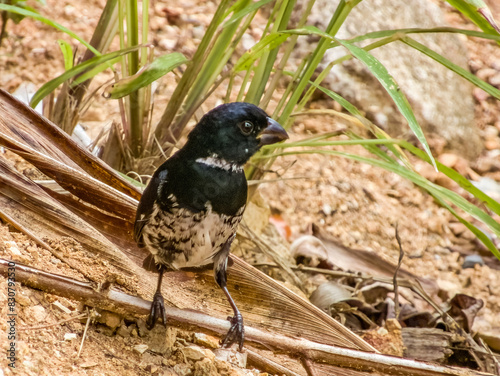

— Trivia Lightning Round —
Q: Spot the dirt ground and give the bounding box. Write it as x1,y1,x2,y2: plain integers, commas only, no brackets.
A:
1,0,500,375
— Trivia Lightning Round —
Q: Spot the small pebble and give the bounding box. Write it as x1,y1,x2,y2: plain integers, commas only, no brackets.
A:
321,203,332,216
462,254,484,269
64,333,77,341
133,344,149,354
30,305,46,323
194,333,219,349
182,345,208,361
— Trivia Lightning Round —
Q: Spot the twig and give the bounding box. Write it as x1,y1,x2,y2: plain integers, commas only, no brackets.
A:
478,337,500,376
0,258,492,376
240,223,305,292
300,356,319,376
77,307,92,359
19,313,87,331
246,347,302,376
252,261,498,366
394,223,405,320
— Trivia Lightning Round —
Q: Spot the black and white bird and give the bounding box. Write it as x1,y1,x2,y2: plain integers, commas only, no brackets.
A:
134,102,288,350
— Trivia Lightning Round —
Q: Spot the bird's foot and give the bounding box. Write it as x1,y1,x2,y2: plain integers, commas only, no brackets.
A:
221,313,244,351
146,292,167,330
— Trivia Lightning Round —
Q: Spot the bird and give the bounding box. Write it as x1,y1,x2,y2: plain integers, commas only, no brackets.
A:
134,102,288,350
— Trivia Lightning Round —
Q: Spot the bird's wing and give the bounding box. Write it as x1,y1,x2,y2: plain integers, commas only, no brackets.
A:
134,168,170,247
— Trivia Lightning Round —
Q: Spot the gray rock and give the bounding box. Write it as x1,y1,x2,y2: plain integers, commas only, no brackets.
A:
462,254,484,269
294,0,481,158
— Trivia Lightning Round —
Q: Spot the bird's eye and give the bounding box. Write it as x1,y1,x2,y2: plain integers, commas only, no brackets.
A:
239,121,254,135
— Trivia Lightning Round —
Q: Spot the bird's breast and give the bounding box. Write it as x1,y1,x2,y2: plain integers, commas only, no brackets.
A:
142,202,244,269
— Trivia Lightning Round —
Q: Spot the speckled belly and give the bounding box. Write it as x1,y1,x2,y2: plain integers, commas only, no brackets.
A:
141,203,243,269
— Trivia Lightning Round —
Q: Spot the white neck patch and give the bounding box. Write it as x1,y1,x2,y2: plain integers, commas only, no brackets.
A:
196,154,243,173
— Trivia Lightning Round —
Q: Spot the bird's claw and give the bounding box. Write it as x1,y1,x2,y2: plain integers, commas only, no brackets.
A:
221,313,244,351
146,292,167,330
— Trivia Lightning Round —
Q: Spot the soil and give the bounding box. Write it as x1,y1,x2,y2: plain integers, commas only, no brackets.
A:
1,0,500,375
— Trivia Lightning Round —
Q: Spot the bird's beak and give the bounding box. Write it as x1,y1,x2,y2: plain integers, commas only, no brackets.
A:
259,118,289,146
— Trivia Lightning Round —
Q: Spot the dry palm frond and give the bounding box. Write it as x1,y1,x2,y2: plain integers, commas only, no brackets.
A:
2,89,491,375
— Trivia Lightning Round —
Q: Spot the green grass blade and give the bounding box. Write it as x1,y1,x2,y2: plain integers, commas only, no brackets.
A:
336,38,437,170
446,0,500,35
0,4,99,56
57,40,74,71
263,138,401,149
268,149,500,250
235,33,290,71
308,81,412,166
348,27,500,44
155,0,232,143
434,197,500,260
401,140,500,216
223,0,274,28
104,52,188,99
30,45,142,108
244,0,295,105
401,36,500,99
72,57,122,85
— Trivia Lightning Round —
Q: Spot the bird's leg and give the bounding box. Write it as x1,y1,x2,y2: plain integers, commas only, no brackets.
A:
214,238,244,351
146,266,167,330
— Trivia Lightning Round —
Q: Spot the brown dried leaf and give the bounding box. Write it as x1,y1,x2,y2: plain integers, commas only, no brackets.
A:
448,294,484,332
0,88,376,353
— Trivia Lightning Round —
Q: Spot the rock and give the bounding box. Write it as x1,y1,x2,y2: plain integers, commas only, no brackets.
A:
116,324,131,338
213,348,247,368
294,0,481,158
149,326,177,355
194,358,218,376
484,139,500,150
476,68,497,81
321,203,333,216
133,344,149,354
182,344,211,361
448,222,467,236
462,254,484,269
4,241,30,264
437,153,458,168
136,319,149,337
472,177,500,202
64,333,78,341
16,291,31,307
30,305,46,323
99,311,122,329
473,87,490,101
488,73,500,87
437,278,461,301
173,363,192,376
194,333,220,349
158,38,177,50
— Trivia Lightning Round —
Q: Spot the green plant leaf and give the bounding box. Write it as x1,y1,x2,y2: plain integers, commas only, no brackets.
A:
104,52,188,99
57,40,74,71
30,45,142,108
336,38,437,170
433,197,500,260
401,36,500,100
0,4,99,56
348,27,500,44
445,0,500,36
234,33,290,72
72,57,122,86
401,140,500,216
223,0,274,28
266,148,500,257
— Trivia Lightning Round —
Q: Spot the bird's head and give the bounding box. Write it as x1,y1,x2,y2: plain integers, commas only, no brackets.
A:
185,102,289,165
